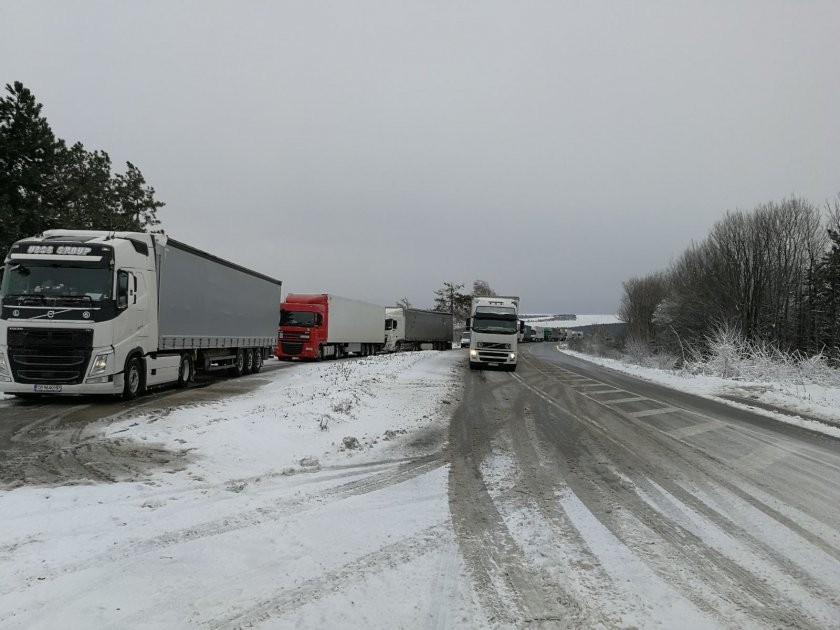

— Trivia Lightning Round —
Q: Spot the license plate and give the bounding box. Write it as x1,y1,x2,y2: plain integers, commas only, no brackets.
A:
34,384,62,393
487,362,499,367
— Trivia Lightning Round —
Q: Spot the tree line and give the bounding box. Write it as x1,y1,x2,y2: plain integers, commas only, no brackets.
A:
619,195,840,361
0,81,164,256
395,280,496,321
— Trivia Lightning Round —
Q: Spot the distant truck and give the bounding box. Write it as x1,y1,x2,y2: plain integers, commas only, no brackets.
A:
0,230,282,399
467,295,521,371
276,294,384,360
384,307,453,352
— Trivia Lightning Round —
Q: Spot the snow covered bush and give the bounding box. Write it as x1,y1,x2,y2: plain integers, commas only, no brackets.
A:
681,323,840,388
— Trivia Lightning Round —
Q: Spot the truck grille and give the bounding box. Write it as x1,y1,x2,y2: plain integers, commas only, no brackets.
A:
281,342,303,355
7,328,94,384
478,350,510,362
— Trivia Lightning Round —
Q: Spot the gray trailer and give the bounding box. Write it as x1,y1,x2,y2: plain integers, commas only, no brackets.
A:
158,239,282,352
384,307,454,351
0,230,282,399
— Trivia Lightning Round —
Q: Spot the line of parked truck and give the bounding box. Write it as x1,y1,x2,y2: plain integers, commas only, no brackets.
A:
0,230,460,399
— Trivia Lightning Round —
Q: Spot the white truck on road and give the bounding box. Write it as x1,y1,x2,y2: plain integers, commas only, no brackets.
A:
467,296,521,371
0,230,282,399
384,307,453,352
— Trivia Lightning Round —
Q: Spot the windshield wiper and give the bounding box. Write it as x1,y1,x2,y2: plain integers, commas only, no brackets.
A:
60,295,94,305
3,294,46,304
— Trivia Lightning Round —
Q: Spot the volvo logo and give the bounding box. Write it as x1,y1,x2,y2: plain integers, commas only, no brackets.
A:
47,310,55,319
12,309,19,317
82,311,91,319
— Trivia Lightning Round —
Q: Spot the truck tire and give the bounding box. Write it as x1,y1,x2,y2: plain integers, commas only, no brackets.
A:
123,357,145,400
243,349,254,375
176,353,193,388
228,349,245,377
252,350,263,373
469,361,480,371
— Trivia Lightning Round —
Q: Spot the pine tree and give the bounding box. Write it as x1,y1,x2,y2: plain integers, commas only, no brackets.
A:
0,81,164,256
0,81,62,254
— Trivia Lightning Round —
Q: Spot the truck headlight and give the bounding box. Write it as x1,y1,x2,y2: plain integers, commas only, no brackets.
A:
469,349,477,357
89,352,112,376
509,353,516,360
0,352,10,378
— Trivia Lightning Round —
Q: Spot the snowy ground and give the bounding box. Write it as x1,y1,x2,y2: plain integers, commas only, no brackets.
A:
560,347,840,438
0,347,840,629
0,351,483,629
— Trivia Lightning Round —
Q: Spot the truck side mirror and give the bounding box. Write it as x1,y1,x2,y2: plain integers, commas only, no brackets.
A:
316,313,323,326
465,318,471,331
519,321,525,333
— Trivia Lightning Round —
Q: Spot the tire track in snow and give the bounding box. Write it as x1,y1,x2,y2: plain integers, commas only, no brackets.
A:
202,523,451,630
0,453,447,597
514,349,840,628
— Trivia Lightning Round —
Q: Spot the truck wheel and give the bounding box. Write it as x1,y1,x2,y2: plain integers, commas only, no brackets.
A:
316,345,324,362
243,349,254,375
176,353,194,388
469,361,480,371
252,350,263,373
228,349,245,377
123,357,145,400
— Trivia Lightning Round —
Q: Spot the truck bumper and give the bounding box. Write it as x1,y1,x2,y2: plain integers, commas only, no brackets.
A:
275,343,319,360
0,376,122,396
468,349,517,366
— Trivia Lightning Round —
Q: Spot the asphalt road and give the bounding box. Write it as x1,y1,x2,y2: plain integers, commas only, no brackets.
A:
448,342,840,628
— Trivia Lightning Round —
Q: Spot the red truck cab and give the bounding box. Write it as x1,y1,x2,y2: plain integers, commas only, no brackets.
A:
276,294,327,360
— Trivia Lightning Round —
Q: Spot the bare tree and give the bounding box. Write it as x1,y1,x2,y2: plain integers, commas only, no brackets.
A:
472,279,497,297
618,272,668,346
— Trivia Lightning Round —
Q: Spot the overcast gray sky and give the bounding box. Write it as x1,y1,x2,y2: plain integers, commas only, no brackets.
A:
3,1,839,313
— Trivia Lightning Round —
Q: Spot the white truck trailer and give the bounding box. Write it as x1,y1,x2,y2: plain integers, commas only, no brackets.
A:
0,230,282,399
384,307,454,352
276,294,385,360
467,295,521,371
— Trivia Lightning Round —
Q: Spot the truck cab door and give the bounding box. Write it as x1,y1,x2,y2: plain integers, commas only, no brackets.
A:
114,270,145,350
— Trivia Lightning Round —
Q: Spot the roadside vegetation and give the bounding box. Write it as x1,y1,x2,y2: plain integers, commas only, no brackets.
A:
576,195,840,399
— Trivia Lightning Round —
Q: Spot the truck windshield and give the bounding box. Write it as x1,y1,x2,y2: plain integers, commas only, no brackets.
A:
471,317,518,334
1,262,113,303
280,310,317,327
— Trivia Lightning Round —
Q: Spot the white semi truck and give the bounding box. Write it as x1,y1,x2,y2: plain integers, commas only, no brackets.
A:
0,230,282,399
384,307,454,352
466,296,521,371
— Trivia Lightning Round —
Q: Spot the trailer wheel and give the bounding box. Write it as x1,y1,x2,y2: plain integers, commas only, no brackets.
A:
176,353,193,388
123,357,145,399
228,349,245,377
243,349,254,375
252,350,263,373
